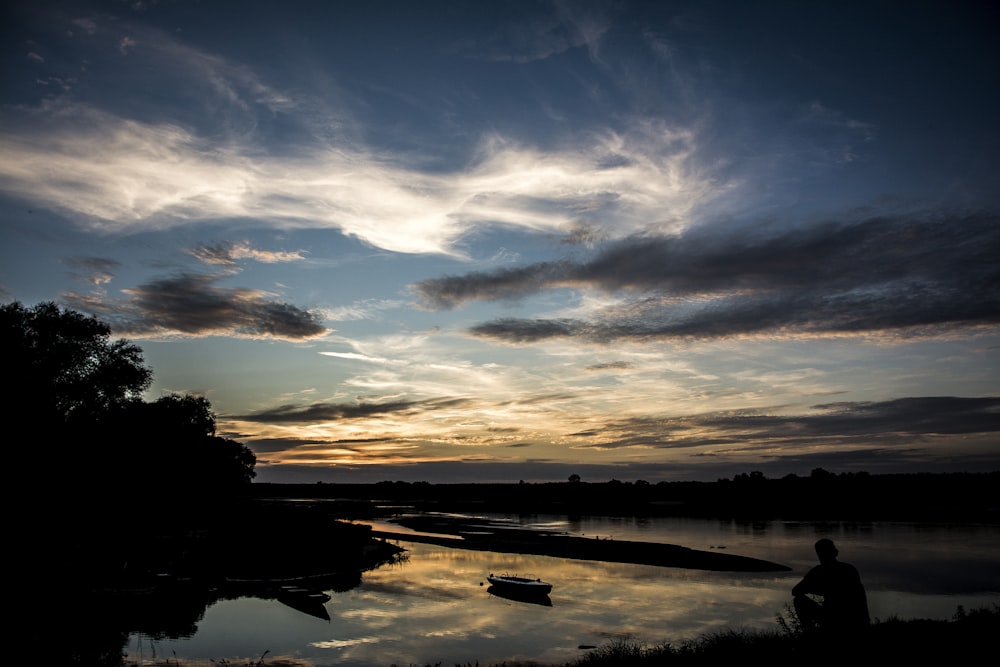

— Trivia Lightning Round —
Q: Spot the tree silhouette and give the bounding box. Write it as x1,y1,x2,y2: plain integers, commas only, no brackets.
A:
122,393,217,438
111,393,256,489
1,301,255,491
1,301,152,427
108,393,256,490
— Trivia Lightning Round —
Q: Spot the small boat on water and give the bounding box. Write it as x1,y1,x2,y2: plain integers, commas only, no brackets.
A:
487,573,553,595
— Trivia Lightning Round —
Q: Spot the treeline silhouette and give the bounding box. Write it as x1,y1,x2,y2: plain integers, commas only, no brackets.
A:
3,301,256,502
252,469,1000,522
3,301,271,592
3,300,395,580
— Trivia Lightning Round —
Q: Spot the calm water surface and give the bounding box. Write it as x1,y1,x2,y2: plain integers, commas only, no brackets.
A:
127,516,1000,667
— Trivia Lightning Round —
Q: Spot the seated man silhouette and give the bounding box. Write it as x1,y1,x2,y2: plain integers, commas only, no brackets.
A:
792,538,870,635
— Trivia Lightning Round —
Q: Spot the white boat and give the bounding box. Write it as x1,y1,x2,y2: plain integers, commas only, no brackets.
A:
486,573,553,595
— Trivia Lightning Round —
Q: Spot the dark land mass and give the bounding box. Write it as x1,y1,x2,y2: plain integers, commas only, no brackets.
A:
250,470,1000,522
372,514,791,572
247,470,1000,574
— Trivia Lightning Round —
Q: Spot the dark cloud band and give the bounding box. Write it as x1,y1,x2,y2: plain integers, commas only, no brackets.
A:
118,273,327,339
416,212,1000,342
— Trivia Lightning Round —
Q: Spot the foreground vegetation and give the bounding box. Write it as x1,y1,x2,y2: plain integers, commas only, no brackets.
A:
559,605,999,666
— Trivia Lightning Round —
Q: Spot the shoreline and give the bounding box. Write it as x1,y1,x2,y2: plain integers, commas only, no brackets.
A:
371,515,791,572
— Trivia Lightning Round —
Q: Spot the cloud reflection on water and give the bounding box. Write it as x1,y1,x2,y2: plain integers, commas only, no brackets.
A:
347,541,789,666
127,518,999,667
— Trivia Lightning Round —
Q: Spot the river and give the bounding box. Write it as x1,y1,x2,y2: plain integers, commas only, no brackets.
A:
126,514,999,667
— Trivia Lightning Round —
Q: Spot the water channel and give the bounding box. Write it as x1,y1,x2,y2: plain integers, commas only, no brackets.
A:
126,515,1000,666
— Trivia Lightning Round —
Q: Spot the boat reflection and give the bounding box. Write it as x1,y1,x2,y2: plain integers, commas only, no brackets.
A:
276,589,332,621
486,584,553,607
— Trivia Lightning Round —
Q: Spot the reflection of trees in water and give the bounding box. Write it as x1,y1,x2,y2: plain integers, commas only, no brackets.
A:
78,560,399,665
105,581,214,640
29,502,404,666
36,583,212,666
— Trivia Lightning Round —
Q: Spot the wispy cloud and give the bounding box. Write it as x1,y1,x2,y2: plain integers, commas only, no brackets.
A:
319,351,406,365
119,36,137,55
190,241,307,267
63,256,120,286
447,3,610,64
323,299,407,322
70,18,97,35
570,396,1000,451
415,212,1000,342
0,12,732,258
0,109,721,258
237,397,473,424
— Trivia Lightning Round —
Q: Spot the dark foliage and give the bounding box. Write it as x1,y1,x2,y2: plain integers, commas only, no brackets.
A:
1,300,152,427
104,393,257,491
2,300,256,496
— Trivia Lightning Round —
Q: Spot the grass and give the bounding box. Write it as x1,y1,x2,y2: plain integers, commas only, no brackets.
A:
563,604,999,666
390,604,1000,667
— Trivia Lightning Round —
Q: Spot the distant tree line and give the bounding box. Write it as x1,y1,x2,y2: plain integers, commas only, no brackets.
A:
253,469,1000,522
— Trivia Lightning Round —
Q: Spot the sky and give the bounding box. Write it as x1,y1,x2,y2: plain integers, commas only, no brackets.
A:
2,0,999,484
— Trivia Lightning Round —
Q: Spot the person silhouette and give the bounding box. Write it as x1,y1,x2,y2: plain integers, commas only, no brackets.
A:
792,538,870,635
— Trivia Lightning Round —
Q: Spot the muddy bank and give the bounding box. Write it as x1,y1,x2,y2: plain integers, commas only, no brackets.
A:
372,515,791,572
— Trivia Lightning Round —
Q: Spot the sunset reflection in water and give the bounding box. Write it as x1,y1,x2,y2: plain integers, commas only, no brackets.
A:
126,519,999,667
319,541,791,666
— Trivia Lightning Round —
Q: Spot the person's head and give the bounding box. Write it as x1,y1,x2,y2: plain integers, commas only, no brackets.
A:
814,538,839,563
